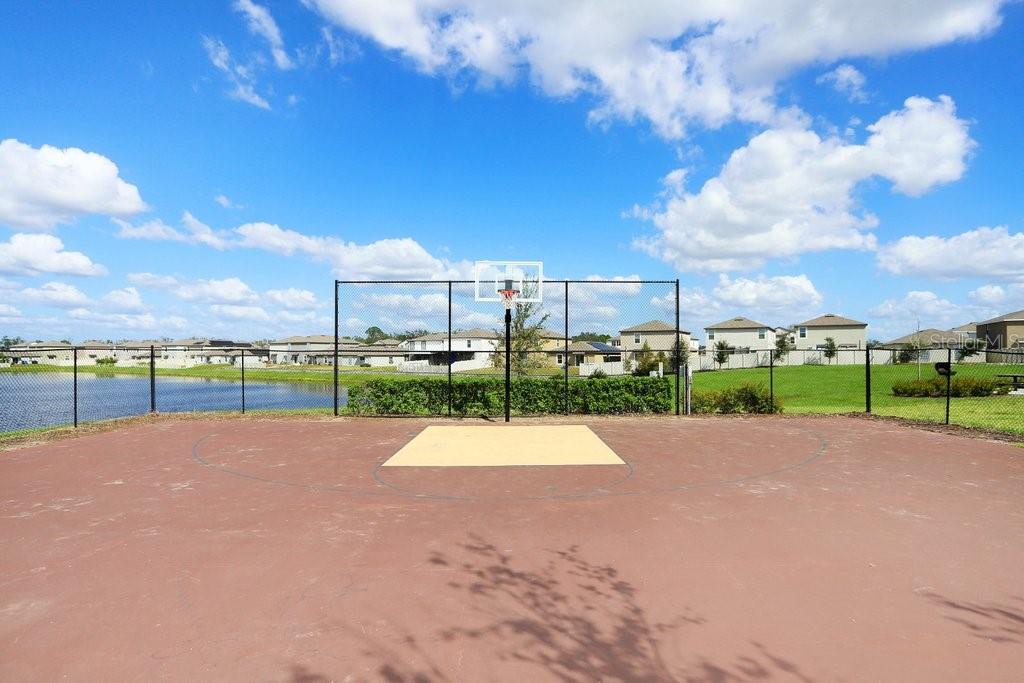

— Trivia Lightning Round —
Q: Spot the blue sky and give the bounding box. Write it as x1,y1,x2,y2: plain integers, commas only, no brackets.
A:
1,1,1022,343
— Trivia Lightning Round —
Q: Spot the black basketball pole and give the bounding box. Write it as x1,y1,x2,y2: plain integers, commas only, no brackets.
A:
333,280,339,416
504,306,512,423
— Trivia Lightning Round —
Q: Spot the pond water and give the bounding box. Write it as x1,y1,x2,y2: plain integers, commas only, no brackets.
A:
0,372,347,432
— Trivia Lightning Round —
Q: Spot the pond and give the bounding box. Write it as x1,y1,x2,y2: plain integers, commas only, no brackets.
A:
0,372,347,433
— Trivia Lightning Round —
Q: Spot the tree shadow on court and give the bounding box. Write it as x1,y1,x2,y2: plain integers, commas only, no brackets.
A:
362,533,816,682
922,591,1024,644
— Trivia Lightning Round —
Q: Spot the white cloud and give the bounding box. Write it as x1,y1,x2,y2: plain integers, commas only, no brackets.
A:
66,308,187,331
18,281,91,308
877,226,1024,281
214,193,243,209
102,287,145,312
0,233,107,276
816,64,867,102
0,303,21,316
234,0,293,69
265,288,320,310
128,272,179,288
634,96,973,271
235,221,462,278
305,0,1003,139
868,290,984,335
210,303,271,321
202,36,271,109
969,284,1005,306
113,211,231,249
713,273,822,311
175,277,258,304
0,139,146,230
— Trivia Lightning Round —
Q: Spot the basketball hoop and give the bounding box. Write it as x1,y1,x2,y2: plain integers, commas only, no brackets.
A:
499,288,520,310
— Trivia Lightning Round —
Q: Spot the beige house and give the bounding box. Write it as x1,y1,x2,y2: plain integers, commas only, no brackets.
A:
619,320,692,357
976,309,1024,350
554,341,623,376
705,317,776,350
885,329,966,348
267,335,359,364
793,314,867,350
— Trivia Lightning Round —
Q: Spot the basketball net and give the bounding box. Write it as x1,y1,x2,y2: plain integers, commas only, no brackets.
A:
499,289,519,311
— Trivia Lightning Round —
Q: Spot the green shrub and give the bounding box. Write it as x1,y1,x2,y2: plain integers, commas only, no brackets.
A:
892,376,1008,398
348,375,672,415
95,357,117,366
690,383,782,414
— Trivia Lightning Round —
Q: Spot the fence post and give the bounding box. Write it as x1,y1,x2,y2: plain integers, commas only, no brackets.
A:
564,280,569,415
945,347,952,425
73,347,78,428
241,348,246,414
448,280,453,418
149,345,156,413
674,279,680,416
769,349,774,407
333,280,339,416
865,347,871,413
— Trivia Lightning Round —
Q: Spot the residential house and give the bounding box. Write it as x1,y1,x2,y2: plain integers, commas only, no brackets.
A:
976,309,1024,350
704,317,776,350
948,323,977,344
266,335,358,365
885,329,966,348
618,320,693,359
792,314,867,350
400,328,500,372
556,341,623,376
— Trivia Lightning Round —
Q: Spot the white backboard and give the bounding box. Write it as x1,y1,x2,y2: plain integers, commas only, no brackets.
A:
474,261,544,303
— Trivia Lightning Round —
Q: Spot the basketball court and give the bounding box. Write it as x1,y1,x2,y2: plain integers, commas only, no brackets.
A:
2,414,1023,681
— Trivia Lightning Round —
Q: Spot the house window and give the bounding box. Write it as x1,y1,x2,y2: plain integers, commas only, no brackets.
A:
633,333,641,344
575,354,585,365
466,339,472,348
420,341,426,350
799,327,807,338
707,331,715,340
758,328,765,339
556,354,563,364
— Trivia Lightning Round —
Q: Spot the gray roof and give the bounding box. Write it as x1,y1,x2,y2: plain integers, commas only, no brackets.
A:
796,313,867,328
949,322,976,333
620,320,691,334
886,329,963,345
272,334,358,344
706,316,770,330
410,328,500,341
978,309,1024,325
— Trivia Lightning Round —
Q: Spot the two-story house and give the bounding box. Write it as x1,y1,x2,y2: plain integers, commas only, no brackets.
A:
704,317,776,350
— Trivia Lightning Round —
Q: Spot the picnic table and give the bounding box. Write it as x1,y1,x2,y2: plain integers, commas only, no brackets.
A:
996,374,1024,391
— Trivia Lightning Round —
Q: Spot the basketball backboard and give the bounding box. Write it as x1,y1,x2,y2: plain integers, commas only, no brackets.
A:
474,261,543,303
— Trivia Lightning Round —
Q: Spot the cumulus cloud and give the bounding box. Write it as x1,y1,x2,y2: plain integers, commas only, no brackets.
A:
816,64,867,102
18,281,91,308
102,287,145,312
234,0,293,69
969,284,1005,305
0,139,146,230
305,0,1003,138
174,277,258,305
235,221,464,278
265,287,320,310
113,211,232,249
0,303,21,316
877,226,1024,281
210,304,271,321
214,193,242,209
128,272,179,288
67,308,188,331
0,233,107,276
713,273,822,311
634,96,973,271
868,290,981,334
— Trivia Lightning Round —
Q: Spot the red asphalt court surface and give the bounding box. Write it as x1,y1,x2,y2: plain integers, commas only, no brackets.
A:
2,416,1023,682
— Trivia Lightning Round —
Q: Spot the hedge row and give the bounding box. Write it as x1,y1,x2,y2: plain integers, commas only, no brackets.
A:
891,376,1009,398
690,384,782,414
347,375,673,415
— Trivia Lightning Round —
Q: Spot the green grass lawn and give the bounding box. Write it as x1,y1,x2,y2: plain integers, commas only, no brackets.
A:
690,362,1024,435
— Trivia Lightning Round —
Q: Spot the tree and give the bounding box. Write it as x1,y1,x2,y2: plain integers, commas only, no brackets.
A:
394,329,430,342
773,333,793,361
632,341,655,376
1,335,24,349
573,332,611,343
492,286,550,376
896,342,922,364
823,337,838,364
364,326,387,343
713,341,730,369
957,338,983,360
